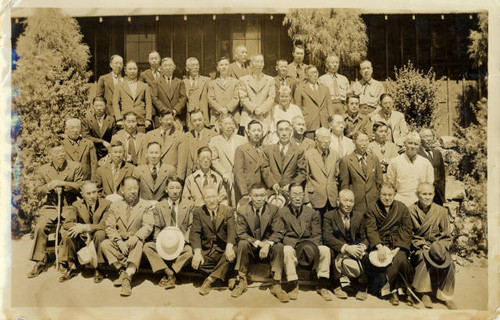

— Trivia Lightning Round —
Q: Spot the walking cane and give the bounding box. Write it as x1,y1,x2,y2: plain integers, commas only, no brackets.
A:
54,187,62,269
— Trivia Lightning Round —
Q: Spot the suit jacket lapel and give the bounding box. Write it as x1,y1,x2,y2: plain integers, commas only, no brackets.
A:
77,202,91,224
106,74,116,93
201,207,215,232
260,205,271,236
122,82,134,99
298,209,309,238
333,211,347,238
93,199,107,224
141,166,156,191
349,154,366,180
282,143,296,170
289,209,302,237
245,145,259,163
312,149,327,175
215,208,225,232
246,207,257,238
153,164,169,191
304,85,320,106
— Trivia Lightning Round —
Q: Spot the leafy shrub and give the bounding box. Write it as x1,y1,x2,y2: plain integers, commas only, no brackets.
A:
11,9,91,231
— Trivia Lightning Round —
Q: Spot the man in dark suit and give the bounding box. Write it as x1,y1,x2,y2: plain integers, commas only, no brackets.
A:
59,181,111,283
96,54,123,117
132,141,176,201
279,182,333,301
94,140,135,197
418,129,446,205
111,110,146,166
82,96,116,160
274,59,296,104
151,57,186,129
62,118,98,181
339,132,383,215
344,94,373,140
262,119,301,197
234,120,265,203
323,189,369,300
228,45,249,79
190,186,237,296
232,183,288,302
28,141,83,278
139,51,161,87
143,178,195,289
294,65,334,139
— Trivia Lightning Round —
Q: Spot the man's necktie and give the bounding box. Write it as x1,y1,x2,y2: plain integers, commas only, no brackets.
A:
280,145,286,163
128,136,137,164
255,209,262,240
151,166,158,181
360,156,367,175
332,74,339,97
426,148,433,161
89,205,94,220
322,151,328,164
125,205,131,225
171,204,177,227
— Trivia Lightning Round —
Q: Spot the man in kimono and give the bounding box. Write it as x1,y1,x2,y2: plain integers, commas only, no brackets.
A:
409,182,456,310
365,183,415,306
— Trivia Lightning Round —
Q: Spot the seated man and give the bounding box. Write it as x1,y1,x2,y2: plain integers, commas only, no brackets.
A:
94,140,135,197
279,182,332,301
367,121,399,174
290,115,315,152
111,110,146,166
62,118,98,181
262,119,302,198
268,86,302,144
190,186,237,295
232,183,288,302
409,183,456,309
28,141,83,278
323,189,369,300
133,141,176,201
59,181,111,283
343,94,373,141
183,146,228,207
365,183,414,306
101,176,154,297
81,96,116,160
329,114,355,157
143,178,195,289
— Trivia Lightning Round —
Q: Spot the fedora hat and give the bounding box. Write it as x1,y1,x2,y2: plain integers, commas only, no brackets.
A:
423,241,451,269
369,246,394,268
77,234,97,268
296,240,320,269
156,227,185,261
267,194,287,208
334,253,363,278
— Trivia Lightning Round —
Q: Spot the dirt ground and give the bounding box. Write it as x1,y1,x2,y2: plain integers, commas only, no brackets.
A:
5,234,488,317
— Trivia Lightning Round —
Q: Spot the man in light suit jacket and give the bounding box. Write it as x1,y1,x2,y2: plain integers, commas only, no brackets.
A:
296,127,340,214
139,51,161,87
274,59,296,104
234,120,265,203
339,132,383,216
190,186,237,296
143,178,195,289
151,57,186,129
96,54,123,117
287,45,306,81
290,115,316,152
208,56,241,128
294,65,334,139
82,97,116,160
228,45,249,79
94,140,135,197
111,111,146,166
62,118,98,181
132,141,176,201
59,181,111,283
262,119,302,197
113,60,153,131
370,94,409,148
232,183,288,302
101,176,154,297
329,114,355,157
238,54,276,135
418,129,446,205
184,57,210,129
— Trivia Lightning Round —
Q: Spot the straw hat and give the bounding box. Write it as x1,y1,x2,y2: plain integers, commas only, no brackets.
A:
368,246,394,268
156,227,185,261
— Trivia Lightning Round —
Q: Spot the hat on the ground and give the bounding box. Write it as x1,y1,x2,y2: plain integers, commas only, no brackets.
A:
156,227,185,261
77,234,97,268
296,240,320,269
423,241,451,269
334,253,363,278
368,246,393,268
267,194,287,208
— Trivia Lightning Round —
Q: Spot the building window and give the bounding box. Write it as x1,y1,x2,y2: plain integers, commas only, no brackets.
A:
218,17,262,61
125,33,156,68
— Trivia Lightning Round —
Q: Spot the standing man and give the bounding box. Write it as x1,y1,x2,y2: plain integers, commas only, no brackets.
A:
151,57,186,130
81,96,116,160
111,110,146,166
239,54,276,136
367,122,399,174
101,176,154,297
96,54,123,117
140,51,161,87
290,115,316,152
143,178,195,289
318,54,350,115
386,132,434,207
232,183,288,302
274,59,296,104
329,114,355,157
287,44,306,81
418,129,446,205
280,182,333,301
371,94,409,148
323,189,369,300
62,118,98,181
28,141,83,278
207,56,241,129
228,45,249,79
184,57,210,129
365,183,414,306
190,186,237,296
294,65,333,139
296,127,340,215
351,60,385,115
132,141,176,201
59,181,111,283
409,183,456,309
339,132,383,215
344,94,373,140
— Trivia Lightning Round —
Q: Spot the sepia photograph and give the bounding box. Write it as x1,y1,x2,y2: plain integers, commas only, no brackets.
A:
3,0,498,319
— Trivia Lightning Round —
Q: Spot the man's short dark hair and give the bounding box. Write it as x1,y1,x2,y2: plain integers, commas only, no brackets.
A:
293,44,305,52
372,121,388,132
288,181,304,192
93,96,106,105
276,59,288,66
247,119,263,131
159,109,174,118
197,146,212,156
167,177,184,187
380,93,393,102
110,54,122,63
250,182,267,192
122,110,138,119
346,93,360,104
80,180,97,192
147,141,161,150
380,182,396,192
110,140,124,148
218,56,230,63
